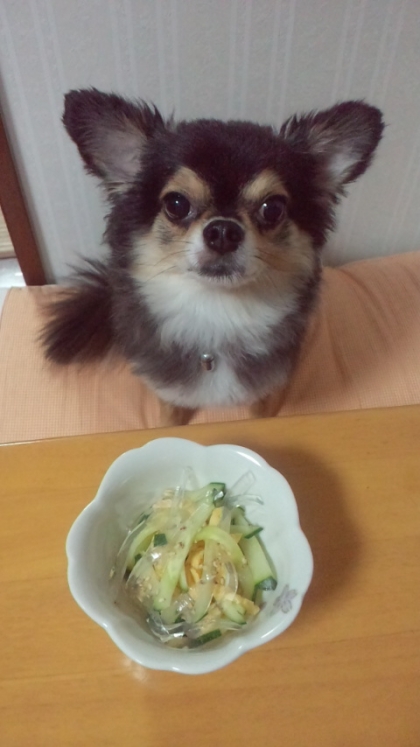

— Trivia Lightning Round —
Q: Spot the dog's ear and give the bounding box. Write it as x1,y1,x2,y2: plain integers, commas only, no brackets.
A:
280,101,384,195
63,88,166,195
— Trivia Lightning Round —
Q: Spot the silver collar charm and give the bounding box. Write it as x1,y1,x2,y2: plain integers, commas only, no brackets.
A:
200,353,215,372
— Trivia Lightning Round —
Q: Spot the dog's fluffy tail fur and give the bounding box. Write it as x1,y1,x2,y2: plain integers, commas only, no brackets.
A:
41,260,114,364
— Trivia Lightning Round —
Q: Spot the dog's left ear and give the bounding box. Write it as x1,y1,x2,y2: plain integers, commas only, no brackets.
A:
280,101,384,195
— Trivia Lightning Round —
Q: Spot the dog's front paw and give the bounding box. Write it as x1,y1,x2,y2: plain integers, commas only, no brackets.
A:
159,400,196,427
250,388,286,419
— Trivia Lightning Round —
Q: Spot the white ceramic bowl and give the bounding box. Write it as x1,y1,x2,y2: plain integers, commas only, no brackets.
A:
66,438,313,675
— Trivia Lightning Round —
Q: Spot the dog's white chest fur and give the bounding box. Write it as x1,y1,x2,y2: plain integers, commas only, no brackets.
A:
140,275,295,408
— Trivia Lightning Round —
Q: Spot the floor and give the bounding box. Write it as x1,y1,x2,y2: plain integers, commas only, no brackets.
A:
0,207,25,288
0,206,13,256
0,257,25,288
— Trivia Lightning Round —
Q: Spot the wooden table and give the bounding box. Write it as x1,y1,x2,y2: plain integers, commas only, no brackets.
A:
1,407,419,746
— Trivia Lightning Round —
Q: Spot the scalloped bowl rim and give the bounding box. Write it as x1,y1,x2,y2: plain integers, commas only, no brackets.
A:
66,438,313,674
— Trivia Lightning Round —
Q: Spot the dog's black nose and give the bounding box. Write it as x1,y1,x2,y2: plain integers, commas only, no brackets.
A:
203,219,244,254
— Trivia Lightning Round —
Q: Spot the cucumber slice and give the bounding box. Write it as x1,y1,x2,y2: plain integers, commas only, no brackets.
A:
190,579,214,623
153,533,168,546
188,482,226,505
194,526,245,567
211,483,226,507
232,509,263,536
131,511,151,529
231,506,246,523
232,524,263,539
191,539,217,623
237,563,254,599
179,564,189,592
239,534,277,592
255,576,277,591
125,510,171,570
188,629,222,648
125,527,156,571
221,599,247,625
232,510,277,592
153,500,214,611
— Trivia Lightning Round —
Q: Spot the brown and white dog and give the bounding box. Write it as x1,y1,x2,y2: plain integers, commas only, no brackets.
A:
42,89,383,425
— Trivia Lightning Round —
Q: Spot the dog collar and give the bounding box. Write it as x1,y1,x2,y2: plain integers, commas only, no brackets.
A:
200,353,215,371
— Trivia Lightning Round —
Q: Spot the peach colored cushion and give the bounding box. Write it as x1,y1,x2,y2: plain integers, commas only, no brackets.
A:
0,252,419,444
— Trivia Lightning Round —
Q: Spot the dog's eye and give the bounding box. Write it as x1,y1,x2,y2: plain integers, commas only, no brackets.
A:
163,192,191,221
258,195,287,226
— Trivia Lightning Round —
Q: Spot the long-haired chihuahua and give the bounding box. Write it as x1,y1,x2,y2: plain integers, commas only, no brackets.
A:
42,89,383,425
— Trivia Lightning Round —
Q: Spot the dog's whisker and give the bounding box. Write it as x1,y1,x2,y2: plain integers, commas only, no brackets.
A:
135,249,187,271
253,257,288,293
256,253,285,274
142,264,180,284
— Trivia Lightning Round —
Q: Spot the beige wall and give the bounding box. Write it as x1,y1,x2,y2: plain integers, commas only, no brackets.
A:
1,0,419,281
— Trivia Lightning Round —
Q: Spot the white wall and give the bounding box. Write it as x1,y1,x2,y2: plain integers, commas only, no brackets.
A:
1,0,420,281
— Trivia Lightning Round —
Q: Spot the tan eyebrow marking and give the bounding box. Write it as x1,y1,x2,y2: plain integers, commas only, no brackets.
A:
160,166,211,204
241,169,289,203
